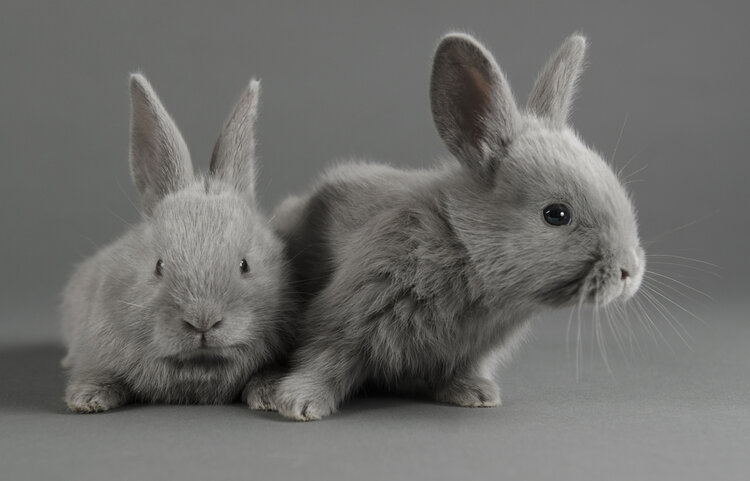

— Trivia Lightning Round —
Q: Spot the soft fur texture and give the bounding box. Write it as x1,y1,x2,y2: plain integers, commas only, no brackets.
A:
61,74,291,412
271,33,646,420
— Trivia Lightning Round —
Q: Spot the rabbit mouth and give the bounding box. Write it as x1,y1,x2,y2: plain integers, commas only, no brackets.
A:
162,348,232,368
542,260,597,306
581,266,637,306
541,259,636,307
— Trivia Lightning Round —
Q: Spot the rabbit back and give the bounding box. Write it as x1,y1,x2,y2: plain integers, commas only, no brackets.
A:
277,161,444,301
280,160,531,383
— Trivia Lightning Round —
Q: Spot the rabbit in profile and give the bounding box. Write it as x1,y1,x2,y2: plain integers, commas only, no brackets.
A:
61,74,291,412
272,33,645,420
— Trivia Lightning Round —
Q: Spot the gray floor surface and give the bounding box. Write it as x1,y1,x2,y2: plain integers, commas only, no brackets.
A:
1,302,748,481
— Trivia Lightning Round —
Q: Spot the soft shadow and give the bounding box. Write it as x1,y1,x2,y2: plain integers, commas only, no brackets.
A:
0,344,462,419
0,343,68,413
337,384,438,418
243,382,437,423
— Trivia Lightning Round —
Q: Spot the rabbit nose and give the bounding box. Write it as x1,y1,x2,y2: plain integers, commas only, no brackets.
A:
620,268,630,280
182,318,224,333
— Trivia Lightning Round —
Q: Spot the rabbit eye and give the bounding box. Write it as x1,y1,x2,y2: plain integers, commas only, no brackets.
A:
543,204,571,226
155,259,165,276
240,258,250,275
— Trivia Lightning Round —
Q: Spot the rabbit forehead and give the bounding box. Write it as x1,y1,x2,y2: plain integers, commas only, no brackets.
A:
506,124,638,237
150,186,256,260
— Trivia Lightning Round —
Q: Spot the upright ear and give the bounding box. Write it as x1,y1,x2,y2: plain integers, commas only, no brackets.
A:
209,79,260,205
527,34,587,127
129,73,193,215
430,33,519,180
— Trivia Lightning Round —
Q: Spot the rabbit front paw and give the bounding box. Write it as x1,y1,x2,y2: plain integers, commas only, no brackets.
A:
65,383,128,413
275,378,337,421
242,373,281,412
434,376,501,408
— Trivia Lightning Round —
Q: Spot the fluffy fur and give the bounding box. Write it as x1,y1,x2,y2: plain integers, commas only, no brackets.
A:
61,74,291,412
270,33,646,420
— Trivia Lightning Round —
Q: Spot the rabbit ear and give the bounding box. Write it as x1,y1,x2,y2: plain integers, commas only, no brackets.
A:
209,79,260,205
431,33,519,181
129,73,193,215
527,34,587,127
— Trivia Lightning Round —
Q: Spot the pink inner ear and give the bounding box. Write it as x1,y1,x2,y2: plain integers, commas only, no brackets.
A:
457,63,492,143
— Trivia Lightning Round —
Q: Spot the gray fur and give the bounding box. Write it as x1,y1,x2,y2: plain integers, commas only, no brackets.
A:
527,34,587,126
129,74,194,215
430,33,518,181
273,33,645,420
210,79,261,205
241,367,284,411
61,74,291,412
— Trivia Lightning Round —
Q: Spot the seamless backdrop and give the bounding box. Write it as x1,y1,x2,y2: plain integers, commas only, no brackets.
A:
1,1,748,480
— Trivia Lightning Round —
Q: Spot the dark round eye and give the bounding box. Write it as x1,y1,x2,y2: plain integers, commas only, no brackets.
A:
240,258,249,274
543,204,572,226
155,259,164,276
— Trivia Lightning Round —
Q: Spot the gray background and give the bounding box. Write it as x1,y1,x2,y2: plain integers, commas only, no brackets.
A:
1,1,748,480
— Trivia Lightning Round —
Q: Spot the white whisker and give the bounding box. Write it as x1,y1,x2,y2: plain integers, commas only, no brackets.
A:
644,211,717,247
566,304,576,357
645,277,713,311
114,175,141,214
632,293,671,351
642,280,708,326
617,145,647,179
576,297,584,381
594,299,613,377
639,286,694,349
646,254,719,268
604,304,626,356
616,302,641,353
622,163,648,181
119,300,146,309
646,261,721,278
646,270,715,301
105,206,135,230
611,112,629,167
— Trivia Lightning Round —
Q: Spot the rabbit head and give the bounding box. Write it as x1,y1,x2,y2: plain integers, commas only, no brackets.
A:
128,74,286,358
431,34,644,307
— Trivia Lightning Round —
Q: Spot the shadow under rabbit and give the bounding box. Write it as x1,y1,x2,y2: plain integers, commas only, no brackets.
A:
0,343,510,419
253,380,488,423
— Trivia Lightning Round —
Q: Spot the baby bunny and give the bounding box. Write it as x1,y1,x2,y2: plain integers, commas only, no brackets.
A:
61,74,290,412
273,33,645,420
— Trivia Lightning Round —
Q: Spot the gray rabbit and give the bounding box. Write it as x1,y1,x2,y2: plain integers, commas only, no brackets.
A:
61,74,291,412
271,33,645,420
